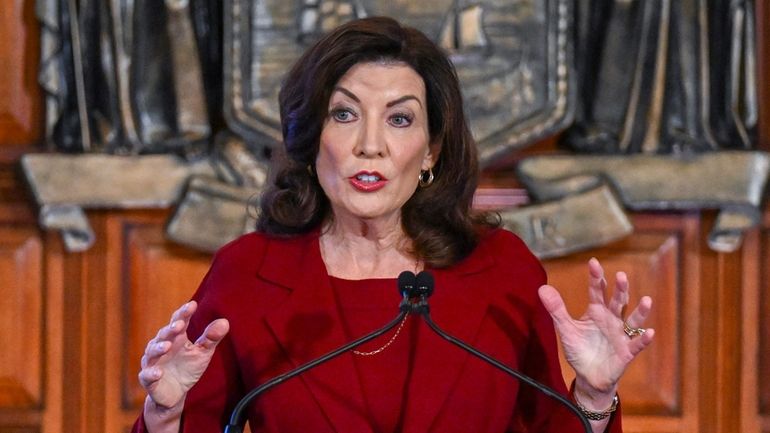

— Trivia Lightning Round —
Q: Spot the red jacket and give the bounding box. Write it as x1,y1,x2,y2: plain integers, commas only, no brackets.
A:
132,228,622,432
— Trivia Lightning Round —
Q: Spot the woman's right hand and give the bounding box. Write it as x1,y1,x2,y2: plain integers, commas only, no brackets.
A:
138,301,230,411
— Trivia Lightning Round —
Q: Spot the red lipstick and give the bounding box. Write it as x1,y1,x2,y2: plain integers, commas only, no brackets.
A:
348,171,388,192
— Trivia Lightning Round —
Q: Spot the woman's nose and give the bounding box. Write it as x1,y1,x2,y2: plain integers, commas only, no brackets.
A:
354,119,387,157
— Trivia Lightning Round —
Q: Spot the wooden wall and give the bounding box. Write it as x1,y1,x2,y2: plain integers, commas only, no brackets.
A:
1,2,769,432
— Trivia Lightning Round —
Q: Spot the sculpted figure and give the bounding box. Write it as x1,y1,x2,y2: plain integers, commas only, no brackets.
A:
37,0,222,156
564,0,757,154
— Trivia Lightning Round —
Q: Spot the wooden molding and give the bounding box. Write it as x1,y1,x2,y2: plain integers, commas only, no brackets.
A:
0,0,42,146
543,213,700,432
0,229,43,408
103,211,212,431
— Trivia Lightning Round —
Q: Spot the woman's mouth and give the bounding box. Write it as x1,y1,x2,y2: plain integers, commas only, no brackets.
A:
349,171,387,192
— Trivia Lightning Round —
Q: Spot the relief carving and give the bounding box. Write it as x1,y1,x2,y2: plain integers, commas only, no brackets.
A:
25,0,768,257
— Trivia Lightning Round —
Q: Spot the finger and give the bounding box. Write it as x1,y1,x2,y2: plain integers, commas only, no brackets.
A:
138,366,163,389
538,285,572,327
624,295,653,328
607,271,629,317
587,257,607,304
166,301,197,330
141,340,172,368
154,301,197,341
144,337,159,357
156,319,188,342
628,328,655,356
194,318,230,350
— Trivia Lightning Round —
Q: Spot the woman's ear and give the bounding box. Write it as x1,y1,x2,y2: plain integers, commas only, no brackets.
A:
422,141,441,170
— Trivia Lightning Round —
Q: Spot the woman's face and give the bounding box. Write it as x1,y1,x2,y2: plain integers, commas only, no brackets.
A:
316,62,437,225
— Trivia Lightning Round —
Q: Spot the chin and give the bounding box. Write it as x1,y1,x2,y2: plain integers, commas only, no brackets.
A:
348,206,398,221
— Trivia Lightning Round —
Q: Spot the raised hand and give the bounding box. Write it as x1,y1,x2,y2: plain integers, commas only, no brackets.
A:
538,258,654,398
138,301,230,410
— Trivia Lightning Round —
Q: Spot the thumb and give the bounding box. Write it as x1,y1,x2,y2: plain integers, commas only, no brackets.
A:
538,285,571,326
194,318,230,350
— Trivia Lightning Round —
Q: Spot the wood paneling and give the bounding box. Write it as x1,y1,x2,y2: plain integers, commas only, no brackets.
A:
0,202,768,433
756,213,770,433
544,213,699,432
42,231,63,433
762,226,770,411
0,428,41,433
57,215,106,433
696,213,745,433
0,224,61,433
738,213,761,433
103,213,213,432
0,0,42,148
0,228,42,408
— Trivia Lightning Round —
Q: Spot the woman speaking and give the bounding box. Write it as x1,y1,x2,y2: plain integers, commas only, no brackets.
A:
133,16,654,433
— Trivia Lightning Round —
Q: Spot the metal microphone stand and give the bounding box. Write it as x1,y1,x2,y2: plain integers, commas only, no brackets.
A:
224,272,591,433
408,272,592,433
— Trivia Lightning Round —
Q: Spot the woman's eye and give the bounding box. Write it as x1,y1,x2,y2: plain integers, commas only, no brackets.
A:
389,113,413,127
331,108,355,122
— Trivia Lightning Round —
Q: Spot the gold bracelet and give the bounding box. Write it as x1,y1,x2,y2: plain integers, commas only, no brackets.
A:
575,393,619,421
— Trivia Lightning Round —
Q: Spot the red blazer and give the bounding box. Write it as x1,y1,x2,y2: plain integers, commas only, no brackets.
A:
133,229,622,432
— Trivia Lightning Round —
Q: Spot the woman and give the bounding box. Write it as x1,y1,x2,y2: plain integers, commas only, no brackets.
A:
134,16,654,433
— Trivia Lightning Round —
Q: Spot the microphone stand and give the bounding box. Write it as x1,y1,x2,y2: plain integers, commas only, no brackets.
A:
223,310,408,432
224,272,592,433
404,272,591,433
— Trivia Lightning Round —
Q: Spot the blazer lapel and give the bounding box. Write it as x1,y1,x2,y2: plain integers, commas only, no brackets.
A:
260,233,374,433
402,251,496,433
257,231,498,433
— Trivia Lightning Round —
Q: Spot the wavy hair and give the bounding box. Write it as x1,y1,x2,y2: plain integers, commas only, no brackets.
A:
257,16,498,267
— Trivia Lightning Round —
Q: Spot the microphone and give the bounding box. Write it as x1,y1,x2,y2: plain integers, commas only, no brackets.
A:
224,271,591,433
397,270,416,297
415,271,434,298
397,271,433,299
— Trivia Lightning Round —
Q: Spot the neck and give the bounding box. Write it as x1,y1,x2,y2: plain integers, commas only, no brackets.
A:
320,215,420,279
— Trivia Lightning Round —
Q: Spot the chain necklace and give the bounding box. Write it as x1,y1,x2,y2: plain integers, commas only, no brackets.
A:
352,314,409,356
352,259,420,357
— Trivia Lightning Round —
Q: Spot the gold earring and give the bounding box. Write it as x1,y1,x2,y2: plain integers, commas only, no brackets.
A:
418,168,434,187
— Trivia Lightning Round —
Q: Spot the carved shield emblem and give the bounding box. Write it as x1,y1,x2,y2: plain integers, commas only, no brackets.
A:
224,0,574,166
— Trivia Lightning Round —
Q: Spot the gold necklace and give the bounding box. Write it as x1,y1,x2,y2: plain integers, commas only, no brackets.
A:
352,260,420,357
352,314,409,356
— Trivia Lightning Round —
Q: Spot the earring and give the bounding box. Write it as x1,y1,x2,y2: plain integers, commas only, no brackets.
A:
307,164,314,176
418,168,434,187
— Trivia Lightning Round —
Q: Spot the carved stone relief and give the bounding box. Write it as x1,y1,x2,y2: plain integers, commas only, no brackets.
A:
224,0,575,161
527,0,765,253
25,0,769,257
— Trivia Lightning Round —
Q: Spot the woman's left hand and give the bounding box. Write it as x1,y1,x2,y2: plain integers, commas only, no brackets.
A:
538,257,655,402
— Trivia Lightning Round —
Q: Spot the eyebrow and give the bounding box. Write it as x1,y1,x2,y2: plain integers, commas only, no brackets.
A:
333,87,360,103
386,95,423,108
332,86,423,108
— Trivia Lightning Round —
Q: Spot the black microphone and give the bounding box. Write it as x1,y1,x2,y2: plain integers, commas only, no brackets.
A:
224,271,591,433
397,270,416,297
415,270,434,298
397,271,433,300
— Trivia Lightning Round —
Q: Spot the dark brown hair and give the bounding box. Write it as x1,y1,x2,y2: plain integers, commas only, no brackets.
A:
257,16,498,267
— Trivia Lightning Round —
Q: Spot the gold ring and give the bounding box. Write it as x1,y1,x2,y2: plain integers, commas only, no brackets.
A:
623,321,646,338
